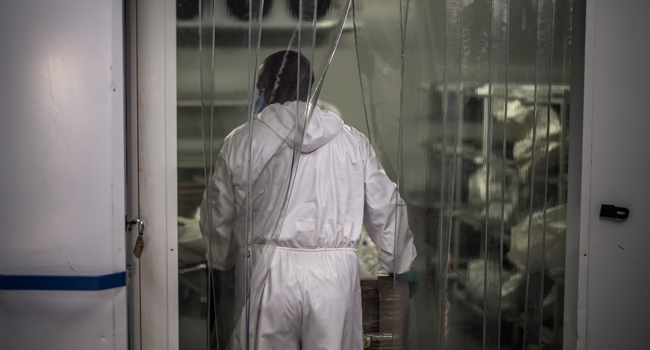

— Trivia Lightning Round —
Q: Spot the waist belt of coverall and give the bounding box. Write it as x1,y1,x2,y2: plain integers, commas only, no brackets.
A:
274,246,357,252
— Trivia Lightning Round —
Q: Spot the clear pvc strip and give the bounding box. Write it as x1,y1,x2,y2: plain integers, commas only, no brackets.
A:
522,0,555,348
392,0,409,347
353,1,421,347
436,0,462,349
483,1,509,349
545,1,574,346
352,0,404,181
441,0,494,346
244,1,266,349
399,0,447,346
501,0,539,348
197,1,219,348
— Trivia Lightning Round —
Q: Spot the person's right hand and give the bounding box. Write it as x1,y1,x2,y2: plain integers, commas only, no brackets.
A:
396,268,419,299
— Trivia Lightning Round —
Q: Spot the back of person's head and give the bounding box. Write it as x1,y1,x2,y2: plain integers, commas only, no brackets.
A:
257,50,314,105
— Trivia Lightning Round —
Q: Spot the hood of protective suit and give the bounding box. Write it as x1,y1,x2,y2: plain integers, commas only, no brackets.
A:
257,101,344,153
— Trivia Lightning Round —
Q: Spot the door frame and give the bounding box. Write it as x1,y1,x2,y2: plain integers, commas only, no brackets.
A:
122,0,592,349
125,0,179,349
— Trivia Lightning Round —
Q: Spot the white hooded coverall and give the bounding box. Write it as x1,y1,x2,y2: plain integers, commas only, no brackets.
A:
200,101,416,350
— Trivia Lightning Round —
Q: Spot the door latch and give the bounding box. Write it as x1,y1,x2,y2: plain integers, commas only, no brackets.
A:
127,218,145,258
599,204,630,220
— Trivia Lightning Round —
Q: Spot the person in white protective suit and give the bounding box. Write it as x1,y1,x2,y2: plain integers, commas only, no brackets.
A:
200,50,417,350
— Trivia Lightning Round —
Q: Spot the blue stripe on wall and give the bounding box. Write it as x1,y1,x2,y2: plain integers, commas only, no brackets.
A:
0,272,126,291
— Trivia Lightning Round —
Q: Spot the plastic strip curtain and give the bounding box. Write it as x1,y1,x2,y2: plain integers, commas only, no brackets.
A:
354,0,571,348
197,0,351,349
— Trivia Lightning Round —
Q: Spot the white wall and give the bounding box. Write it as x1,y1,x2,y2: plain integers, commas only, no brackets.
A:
574,0,650,349
0,1,126,349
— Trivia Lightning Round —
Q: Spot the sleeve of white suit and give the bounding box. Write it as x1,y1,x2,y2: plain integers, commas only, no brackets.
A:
199,144,238,271
361,137,417,274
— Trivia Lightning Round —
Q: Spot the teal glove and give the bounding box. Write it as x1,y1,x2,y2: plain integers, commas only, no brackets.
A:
395,268,419,299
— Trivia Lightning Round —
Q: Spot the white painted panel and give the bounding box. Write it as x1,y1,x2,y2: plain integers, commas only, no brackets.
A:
0,289,126,349
0,0,126,349
581,1,650,349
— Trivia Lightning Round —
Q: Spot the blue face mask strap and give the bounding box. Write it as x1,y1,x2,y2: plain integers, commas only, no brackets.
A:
255,92,268,114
